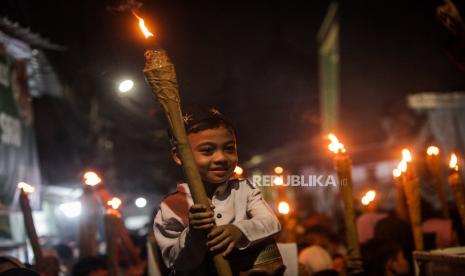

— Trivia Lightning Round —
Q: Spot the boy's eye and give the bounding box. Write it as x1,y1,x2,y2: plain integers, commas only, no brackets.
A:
199,147,214,155
225,145,236,152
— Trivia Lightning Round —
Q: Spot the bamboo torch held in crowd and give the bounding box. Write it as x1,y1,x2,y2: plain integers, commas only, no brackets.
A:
399,150,424,251
327,134,363,272
393,168,408,221
17,182,43,268
136,13,232,276
105,197,122,276
448,153,465,231
79,171,100,258
426,146,450,218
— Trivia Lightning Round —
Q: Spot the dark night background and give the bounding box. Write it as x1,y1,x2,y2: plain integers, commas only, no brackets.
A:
1,0,465,195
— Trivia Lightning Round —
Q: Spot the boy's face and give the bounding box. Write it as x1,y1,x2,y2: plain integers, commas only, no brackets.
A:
175,126,238,184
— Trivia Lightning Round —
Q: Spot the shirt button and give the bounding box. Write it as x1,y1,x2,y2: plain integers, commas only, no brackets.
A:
216,213,222,219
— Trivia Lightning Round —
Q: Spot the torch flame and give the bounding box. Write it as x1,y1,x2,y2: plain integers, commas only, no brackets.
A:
427,146,440,156
278,201,290,215
327,133,346,154
273,176,284,186
83,171,102,186
133,12,154,38
450,153,459,171
402,149,412,162
107,197,122,210
234,166,243,176
398,160,407,173
17,182,35,194
393,168,402,178
361,190,376,205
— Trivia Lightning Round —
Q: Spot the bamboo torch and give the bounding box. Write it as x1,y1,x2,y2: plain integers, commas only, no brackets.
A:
393,167,408,221
399,150,424,250
105,197,122,276
426,146,450,218
447,153,465,231
79,171,100,258
327,134,363,272
136,14,233,276
17,182,43,268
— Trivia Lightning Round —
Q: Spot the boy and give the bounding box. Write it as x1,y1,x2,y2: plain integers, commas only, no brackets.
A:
153,105,284,275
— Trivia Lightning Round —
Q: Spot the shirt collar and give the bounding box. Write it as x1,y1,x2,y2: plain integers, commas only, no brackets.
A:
176,180,232,197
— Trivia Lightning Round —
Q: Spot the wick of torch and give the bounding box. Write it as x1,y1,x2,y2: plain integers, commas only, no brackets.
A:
327,133,346,154
133,12,154,38
450,153,459,171
18,182,35,194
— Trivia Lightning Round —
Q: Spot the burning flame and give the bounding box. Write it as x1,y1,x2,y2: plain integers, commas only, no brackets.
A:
274,166,284,174
273,176,284,186
18,182,35,194
327,133,346,154
133,12,154,38
427,146,440,156
234,166,243,176
361,190,376,205
402,149,412,162
83,171,102,186
393,168,401,178
398,160,407,173
450,153,459,171
278,201,290,215
107,197,122,210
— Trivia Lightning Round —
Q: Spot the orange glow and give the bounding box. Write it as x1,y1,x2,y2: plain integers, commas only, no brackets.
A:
327,133,346,154
427,146,440,156
278,201,290,215
274,166,284,174
17,182,35,194
450,153,459,171
393,168,401,178
83,171,102,186
107,197,122,210
361,190,376,205
234,166,243,176
398,160,407,173
273,176,284,186
133,12,154,39
402,149,412,162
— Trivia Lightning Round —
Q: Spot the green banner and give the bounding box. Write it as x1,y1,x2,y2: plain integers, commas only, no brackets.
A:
0,44,41,208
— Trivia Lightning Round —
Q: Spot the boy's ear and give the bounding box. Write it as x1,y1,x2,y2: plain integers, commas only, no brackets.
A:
171,147,182,166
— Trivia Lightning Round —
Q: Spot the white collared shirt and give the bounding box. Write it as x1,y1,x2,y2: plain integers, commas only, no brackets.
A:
153,179,281,272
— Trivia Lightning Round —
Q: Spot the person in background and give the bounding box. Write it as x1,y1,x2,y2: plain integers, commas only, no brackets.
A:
71,256,108,276
361,239,410,276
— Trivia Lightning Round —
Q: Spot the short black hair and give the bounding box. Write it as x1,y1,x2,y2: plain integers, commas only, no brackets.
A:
168,104,236,147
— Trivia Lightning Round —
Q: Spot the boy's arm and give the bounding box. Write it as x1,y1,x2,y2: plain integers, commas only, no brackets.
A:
232,182,281,249
154,202,208,271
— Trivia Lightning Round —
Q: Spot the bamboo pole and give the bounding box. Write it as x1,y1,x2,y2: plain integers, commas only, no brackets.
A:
401,161,424,251
105,209,120,276
144,49,232,276
18,188,43,268
334,153,363,273
426,149,450,218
